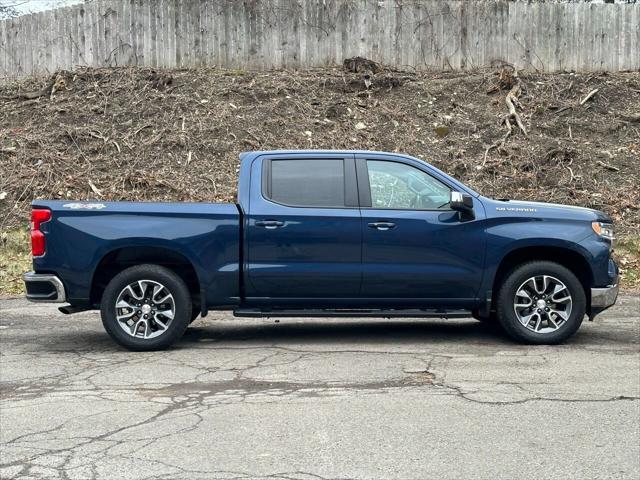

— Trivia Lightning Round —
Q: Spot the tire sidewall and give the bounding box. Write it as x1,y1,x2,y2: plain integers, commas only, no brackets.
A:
497,261,586,344
101,264,192,351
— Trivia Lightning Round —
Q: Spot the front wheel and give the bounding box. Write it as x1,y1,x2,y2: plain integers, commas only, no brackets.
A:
496,261,586,344
100,264,192,351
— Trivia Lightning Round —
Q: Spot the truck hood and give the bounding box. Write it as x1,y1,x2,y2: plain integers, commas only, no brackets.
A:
483,198,612,223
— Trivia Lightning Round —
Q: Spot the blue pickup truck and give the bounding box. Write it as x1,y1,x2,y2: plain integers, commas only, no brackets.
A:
23,150,619,350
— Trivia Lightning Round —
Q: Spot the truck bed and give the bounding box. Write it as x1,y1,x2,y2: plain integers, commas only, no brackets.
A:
31,200,241,306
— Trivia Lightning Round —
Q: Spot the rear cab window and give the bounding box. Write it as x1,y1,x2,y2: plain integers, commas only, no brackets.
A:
263,159,348,208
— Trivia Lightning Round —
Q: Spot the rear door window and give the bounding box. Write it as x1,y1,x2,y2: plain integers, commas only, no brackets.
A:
266,159,346,207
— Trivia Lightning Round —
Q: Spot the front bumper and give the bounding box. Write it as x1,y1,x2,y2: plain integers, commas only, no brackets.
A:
588,256,619,319
591,284,619,310
23,272,66,303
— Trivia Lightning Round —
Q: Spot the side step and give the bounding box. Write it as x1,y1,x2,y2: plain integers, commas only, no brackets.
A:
233,308,472,319
58,305,92,315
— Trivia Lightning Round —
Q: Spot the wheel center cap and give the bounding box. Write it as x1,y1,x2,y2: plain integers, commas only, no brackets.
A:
141,304,152,315
536,299,547,309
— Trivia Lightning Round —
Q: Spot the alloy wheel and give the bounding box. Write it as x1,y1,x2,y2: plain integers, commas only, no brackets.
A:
513,275,573,334
114,280,175,339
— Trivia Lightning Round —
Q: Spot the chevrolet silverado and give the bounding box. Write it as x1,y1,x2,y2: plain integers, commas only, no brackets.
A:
23,150,619,350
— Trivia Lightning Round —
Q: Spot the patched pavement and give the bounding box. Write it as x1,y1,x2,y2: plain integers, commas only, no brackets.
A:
1,295,639,480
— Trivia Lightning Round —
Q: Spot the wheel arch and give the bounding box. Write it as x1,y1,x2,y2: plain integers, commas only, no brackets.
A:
491,245,594,308
90,246,202,308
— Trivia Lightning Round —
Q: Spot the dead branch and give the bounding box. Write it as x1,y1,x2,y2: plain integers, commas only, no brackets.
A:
483,67,528,165
132,124,153,136
596,160,620,172
580,88,599,106
504,73,528,137
0,72,68,101
620,113,640,123
0,77,56,101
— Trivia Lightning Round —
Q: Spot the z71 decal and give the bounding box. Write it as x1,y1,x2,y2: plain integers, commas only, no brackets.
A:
62,203,106,210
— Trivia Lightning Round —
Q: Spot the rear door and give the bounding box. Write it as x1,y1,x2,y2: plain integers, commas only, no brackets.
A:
357,154,486,304
245,154,361,303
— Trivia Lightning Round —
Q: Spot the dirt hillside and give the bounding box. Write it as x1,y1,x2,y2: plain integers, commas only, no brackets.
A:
1,65,639,234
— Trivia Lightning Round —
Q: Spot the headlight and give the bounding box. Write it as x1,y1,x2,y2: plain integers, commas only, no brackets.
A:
592,221,614,241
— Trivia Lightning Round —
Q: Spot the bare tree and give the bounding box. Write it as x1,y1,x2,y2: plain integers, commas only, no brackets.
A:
0,0,85,19
0,1,23,19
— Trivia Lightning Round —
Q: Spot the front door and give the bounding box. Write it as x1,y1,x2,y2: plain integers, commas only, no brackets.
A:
245,155,361,303
357,156,486,304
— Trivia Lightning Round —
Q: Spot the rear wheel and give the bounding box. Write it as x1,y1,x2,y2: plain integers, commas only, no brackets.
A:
100,264,192,351
496,261,586,344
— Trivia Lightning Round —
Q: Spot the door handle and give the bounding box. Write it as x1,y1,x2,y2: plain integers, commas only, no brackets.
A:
368,221,396,231
255,219,284,229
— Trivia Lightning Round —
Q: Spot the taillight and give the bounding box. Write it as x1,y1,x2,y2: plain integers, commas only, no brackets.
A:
31,208,51,256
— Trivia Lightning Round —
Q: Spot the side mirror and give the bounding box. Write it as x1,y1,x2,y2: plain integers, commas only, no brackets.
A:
450,191,474,219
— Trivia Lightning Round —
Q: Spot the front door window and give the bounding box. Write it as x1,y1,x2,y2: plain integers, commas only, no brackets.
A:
367,160,451,210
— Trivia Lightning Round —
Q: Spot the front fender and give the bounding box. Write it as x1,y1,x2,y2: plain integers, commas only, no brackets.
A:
477,217,595,298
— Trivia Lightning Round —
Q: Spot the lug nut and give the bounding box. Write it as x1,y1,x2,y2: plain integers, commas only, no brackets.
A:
143,314,148,319
545,307,550,311
137,310,141,314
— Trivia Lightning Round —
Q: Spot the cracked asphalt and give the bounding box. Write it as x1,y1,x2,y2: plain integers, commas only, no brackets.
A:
1,295,639,480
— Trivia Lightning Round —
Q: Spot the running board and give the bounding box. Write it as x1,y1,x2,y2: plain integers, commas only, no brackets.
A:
233,308,472,319
58,304,92,315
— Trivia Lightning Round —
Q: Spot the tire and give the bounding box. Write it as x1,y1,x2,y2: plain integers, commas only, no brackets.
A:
100,264,192,351
496,261,586,344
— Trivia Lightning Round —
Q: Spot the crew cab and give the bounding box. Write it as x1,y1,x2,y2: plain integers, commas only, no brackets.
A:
23,150,619,350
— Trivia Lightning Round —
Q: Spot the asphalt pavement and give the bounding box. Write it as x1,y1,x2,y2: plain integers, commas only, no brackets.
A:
1,295,639,480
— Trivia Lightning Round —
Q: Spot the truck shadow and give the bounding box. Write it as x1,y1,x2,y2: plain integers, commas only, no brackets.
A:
179,319,512,347
18,318,516,354
27,317,634,353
